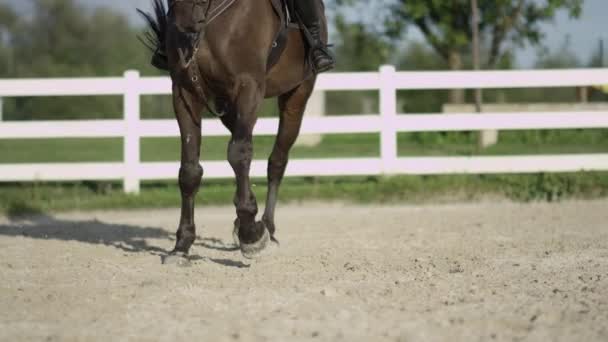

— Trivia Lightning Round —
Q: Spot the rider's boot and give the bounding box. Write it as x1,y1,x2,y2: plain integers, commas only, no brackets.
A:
295,0,335,73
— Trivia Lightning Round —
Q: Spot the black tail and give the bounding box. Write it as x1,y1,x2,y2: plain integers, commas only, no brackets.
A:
137,0,169,70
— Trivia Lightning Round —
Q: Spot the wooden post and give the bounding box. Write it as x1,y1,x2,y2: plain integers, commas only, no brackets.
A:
577,87,589,103
471,0,498,148
380,65,397,175
471,0,482,114
123,70,141,194
296,90,324,147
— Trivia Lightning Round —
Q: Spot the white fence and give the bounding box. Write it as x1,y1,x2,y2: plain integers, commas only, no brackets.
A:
1,66,608,193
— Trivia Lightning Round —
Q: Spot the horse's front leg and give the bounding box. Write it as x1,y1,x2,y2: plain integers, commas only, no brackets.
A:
263,80,314,242
169,86,203,259
228,74,270,259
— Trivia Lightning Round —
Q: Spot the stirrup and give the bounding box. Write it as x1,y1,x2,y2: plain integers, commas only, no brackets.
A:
310,46,335,74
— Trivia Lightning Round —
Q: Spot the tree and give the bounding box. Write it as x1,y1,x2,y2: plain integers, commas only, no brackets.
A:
0,3,18,77
333,15,394,71
325,11,396,114
1,0,166,121
384,0,582,103
395,42,448,113
534,36,581,70
0,3,17,37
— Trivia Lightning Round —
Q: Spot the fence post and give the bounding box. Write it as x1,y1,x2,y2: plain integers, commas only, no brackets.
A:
123,70,141,194
296,90,325,147
380,65,397,175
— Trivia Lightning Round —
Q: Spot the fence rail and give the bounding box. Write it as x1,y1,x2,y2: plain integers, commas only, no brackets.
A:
1,66,608,193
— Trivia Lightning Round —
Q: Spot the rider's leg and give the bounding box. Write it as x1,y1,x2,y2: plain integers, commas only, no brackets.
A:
294,0,335,73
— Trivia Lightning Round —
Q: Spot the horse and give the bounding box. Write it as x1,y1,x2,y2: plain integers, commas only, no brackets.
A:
139,0,328,260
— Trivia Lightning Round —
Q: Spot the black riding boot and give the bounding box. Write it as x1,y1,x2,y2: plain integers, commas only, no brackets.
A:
294,0,335,73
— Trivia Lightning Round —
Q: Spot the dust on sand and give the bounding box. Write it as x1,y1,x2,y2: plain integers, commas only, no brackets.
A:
1,201,607,341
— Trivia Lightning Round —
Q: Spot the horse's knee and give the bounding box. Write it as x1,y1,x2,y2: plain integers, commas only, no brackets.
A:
179,162,203,195
228,140,253,169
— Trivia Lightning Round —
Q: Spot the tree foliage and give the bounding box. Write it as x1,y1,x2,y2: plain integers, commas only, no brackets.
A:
7,0,154,77
332,14,394,71
0,0,166,120
385,0,583,70
0,0,598,121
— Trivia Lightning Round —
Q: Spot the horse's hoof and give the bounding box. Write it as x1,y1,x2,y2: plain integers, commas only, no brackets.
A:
240,226,273,260
161,251,191,267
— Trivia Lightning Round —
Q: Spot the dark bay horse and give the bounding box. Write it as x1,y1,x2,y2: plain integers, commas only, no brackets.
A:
139,0,327,259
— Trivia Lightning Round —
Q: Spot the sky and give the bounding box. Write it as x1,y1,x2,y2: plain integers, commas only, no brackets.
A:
516,0,606,67
3,0,607,68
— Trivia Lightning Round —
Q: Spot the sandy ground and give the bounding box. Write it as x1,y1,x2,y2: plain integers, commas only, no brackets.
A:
0,200,607,342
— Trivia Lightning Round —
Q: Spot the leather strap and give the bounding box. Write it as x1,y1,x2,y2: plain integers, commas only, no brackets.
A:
207,0,238,23
176,0,240,117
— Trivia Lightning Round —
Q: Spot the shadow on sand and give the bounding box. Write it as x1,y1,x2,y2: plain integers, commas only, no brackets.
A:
0,205,246,266
196,237,240,252
0,210,171,255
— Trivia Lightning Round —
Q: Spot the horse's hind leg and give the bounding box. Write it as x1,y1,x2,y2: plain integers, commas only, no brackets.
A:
168,86,203,259
228,74,269,258
263,79,315,242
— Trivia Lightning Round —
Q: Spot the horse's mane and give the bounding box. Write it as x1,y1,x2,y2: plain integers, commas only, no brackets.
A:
137,0,169,58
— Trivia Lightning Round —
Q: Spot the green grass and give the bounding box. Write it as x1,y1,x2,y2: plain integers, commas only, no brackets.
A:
2,172,608,216
0,134,381,163
1,130,607,163
1,129,608,216
398,130,608,156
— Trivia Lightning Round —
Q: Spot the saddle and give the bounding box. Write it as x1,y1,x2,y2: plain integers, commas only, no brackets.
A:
167,0,303,117
178,0,300,71
266,0,300,70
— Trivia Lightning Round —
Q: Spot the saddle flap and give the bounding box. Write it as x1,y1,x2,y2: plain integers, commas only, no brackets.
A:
267,0,295,71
